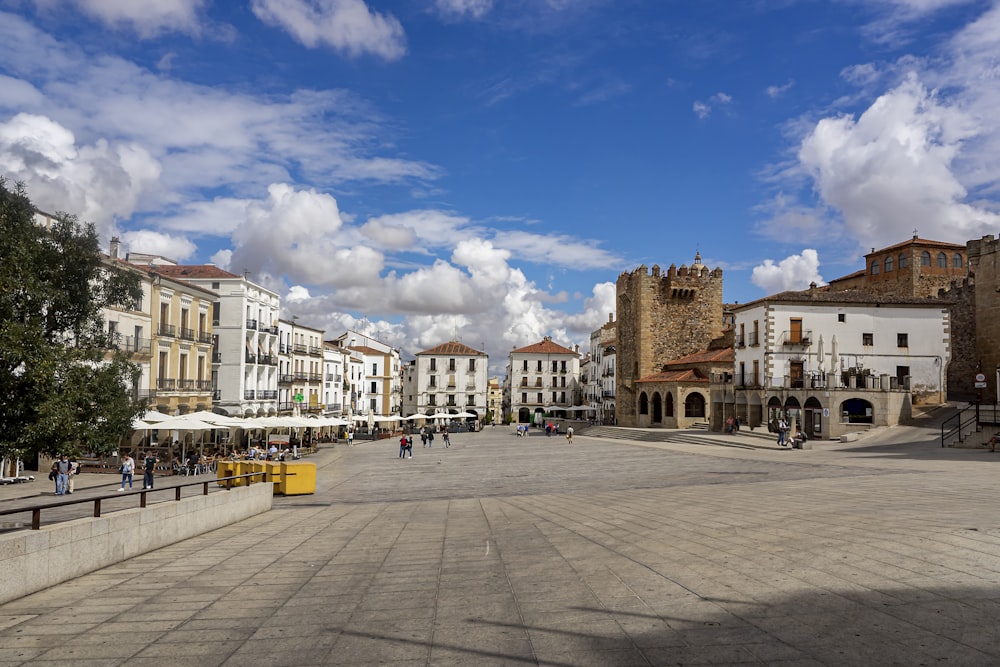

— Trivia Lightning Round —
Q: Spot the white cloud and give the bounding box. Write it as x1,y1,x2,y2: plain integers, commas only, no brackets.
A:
751,249,826,294
120,229,197,262
0,113,161,237
33,0,207,37
435,0,494,19
797,73,1000,250
693,92,732,120
693,100,710,120
766,80,795,98
250,0,406,60
491,230,622,270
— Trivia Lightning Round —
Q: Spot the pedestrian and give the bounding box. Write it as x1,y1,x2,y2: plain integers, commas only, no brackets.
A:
443,427,451,448
990,434,998,452
726,416,734,433
54,454,72,496
734,416,741,432
143,451,158,489
545,423,551,437
566,426,574,445
776,418,788,447
347,429,354,447
118,453,135,491
427,430,434,448
406,434,413,459
421,428,428,447
67,457,79,494
399,434,408,458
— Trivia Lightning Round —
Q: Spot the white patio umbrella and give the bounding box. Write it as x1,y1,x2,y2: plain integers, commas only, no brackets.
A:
139,410,171,422
830,335,839,370
452,411,478,418
816,334,825,372
133,416,220,465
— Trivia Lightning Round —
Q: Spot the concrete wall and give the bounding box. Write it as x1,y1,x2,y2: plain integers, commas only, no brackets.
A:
0,482,272,605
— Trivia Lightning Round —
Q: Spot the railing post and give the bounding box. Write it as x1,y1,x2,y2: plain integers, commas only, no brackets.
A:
94,499,101,518
32,508,40,530
203,482,209,495
175,487,181,501
140,491,147,508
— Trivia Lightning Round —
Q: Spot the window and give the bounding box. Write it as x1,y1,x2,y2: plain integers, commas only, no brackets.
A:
372,363,377,374
522,360,527,371
430,358,437,371
838,313,846,323
212,281,220,290
953,253,963,268
897,333,908,347
560,361,567,372
937,252,947,268
370,381,377,393
871,261,879,275
862,333,874,346
448,358,456,371
520,393,526,403
884,256,893,272
370,398,376,410
537,393,543,404
560,392,566,403
921,251,931,266
552,392,557,403
468,359,475,371
429,376,437,387
447,394,456,406
536,360,542,372
429,395,437,406
898,253,907,268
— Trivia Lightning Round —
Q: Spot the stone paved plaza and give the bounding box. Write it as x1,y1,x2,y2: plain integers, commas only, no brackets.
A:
2,422,1000,665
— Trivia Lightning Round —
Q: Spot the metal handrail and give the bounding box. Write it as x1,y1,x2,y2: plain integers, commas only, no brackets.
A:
0,472,266,530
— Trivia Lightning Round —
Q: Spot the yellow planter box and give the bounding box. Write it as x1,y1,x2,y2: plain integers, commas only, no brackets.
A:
276,461,316,495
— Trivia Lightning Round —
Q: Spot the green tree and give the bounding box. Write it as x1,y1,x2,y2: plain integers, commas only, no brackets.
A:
0,179,145,462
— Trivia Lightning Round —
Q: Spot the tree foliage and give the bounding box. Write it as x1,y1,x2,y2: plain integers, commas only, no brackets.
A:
0,179,145,459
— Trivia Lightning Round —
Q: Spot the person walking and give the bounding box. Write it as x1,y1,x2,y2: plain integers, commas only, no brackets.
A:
427,430,434,448
420,428,428,447
54,454,72,496
143,451,158,489
67,458,79,494
442,427,451,448
118,453,135,491
776,418,788,447
566,426,574,445
347,429,354,447
406,434,413,459
399,434,408,459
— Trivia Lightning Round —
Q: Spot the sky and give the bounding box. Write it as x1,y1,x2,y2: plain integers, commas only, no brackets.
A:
2,0,999,373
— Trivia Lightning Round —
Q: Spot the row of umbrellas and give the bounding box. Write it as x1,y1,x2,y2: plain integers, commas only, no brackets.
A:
132,410,484,432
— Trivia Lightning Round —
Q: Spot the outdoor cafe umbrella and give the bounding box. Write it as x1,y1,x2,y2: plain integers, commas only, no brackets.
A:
816,334,825,372
132,415,220,465
830,335,839,371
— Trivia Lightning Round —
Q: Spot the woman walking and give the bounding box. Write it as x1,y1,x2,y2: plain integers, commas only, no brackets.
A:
118,453,135,491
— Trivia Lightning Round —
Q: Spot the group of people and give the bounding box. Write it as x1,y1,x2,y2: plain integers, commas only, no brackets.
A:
398,426,454,458
49,455,78,495
774,418,808,448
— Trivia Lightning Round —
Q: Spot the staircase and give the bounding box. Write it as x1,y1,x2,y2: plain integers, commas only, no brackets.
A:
573,425,762,450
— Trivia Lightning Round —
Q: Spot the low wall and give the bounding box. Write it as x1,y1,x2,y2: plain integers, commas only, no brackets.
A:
0,482,273,605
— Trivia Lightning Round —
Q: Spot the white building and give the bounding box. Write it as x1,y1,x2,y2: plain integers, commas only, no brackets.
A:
407,341,489,418
277,319,325,415
725,286,951,439
588,313,617,425
322,342,348,417
331,331,400,416
139,263,280,417
506,337,581,424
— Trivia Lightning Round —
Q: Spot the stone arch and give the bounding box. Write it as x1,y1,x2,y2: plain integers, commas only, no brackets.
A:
518,407,531,423
639,392,649,415
921,251,931,266
884,255,893,272
953,253,963,268
684,392,706,418
666,392,674,417
841,397,874,424
937,252,947,268
652,393,662,423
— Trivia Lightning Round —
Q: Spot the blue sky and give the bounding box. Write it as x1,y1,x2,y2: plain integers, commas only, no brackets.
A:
2,0,999,369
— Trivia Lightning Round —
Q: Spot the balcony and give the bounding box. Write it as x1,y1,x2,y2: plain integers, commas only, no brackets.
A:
294,343,308,354
735,334,745,348
327,403,342,413
196,379,213,391
260,323,278,335
748,331,759,347
110,335,152,355
602,391,615,398
260,354,277,366
179,327,195,341
212,351,222,364
246,319,257,330
278,401,295,413
245,353,257,364
156,377,176,391
212,389,221,401
259,390,278,400
781,330,813,347
308,373,323,382
279,374,294,384
244,390,256,400
133,388,156,401
279,343,290,355
294,371,308,381
308,346,322,357
157,323,176,338
197,331,213,344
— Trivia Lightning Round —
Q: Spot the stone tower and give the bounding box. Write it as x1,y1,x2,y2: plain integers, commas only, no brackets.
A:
615,253,724,426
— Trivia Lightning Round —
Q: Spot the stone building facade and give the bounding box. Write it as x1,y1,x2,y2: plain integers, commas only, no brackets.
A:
827,235,967,298
967,235,1000,404
615,253,723,427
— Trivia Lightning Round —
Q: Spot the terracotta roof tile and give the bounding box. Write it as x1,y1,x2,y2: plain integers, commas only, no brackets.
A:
147,265,241,280
348,346,385,355
665,347,734,366
511,339,578,355
637,369,708,383
869,237,965,255
734,288,951,310
417,341,485,356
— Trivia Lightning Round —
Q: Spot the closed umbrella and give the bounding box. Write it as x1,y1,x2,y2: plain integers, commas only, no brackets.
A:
830,335,839,370
816,334,825,372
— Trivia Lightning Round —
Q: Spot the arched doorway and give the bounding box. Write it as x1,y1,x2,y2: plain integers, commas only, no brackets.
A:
685,392,706,419
784,397,801,433
841,398,874,424
639,392,649,415
767,396,782,431
666,392,674,417
652,393,662,423
804,396,823,438
518,407,531,423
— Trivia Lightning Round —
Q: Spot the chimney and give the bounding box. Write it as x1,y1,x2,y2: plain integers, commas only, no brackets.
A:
608,313,613,323
109,236,120,259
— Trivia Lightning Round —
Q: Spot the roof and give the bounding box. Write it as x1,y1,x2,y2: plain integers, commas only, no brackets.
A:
664,347,734,367
868,236,965,255
827,269,865,284
348,345,386,356
147,264,241,280
417,341,485,356
637,369,709,383
511,338,578,356
734,288,951,311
